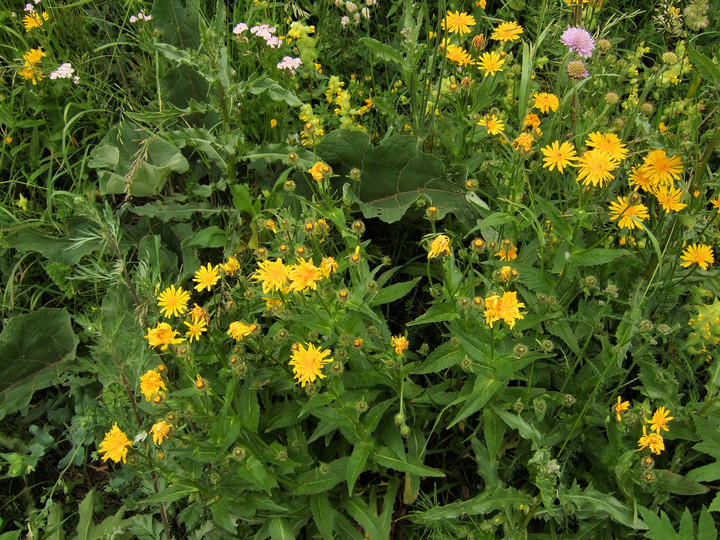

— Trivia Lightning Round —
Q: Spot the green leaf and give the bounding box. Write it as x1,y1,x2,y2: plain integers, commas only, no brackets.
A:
699,506,718,540
240,381,260,432
448,375,505,428
638,506,678,539
185,226,227,248
4,219,104,265
310,493,334,539
412,487,531,522
414,342,464,374
140,483,199,504
231,184,260,217
347,441,374,495
248,77,303,107
492,407,544,448
710,493,720,513
268,517,295,540
295,458,349,495
372,446,444,477
407,302,458,326
650,469,709,495
688,44,720,84
239,455,277,494
560,483,644,530
358,37,404,65
567,248,632,267
73,489,96,540
0,308,78,417
128,200,221,221
369,277,420,307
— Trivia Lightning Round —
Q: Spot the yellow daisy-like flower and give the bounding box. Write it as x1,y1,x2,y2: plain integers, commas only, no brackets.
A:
23,47,46,66
288,258,323,292
477,51,505,77
99,423,132,463
648,406,673,433
585,132,628,162
319,256,338,278
629,166,656,192
20,65,43,85
680,243,714,270
653,185,686,213
608,196,649,230
441,10,476,35
478,114,504,135
495,246,518,261
710,196,720,214
150,421,172,446
157,285,190,318
188,303,209,323
391,335,410,355
615,396,630,422
428,234,452,259
222,257,240,276
23,12,49,32
484,291,525,329
184,318,207,342
640,150,683,186
309,161,331,182
289,342,333,387
523,113,541,130
227,321,258,342
139,369,166,402
637,425,664,455
144,322,184,351
253,258,289,293
575,149,619,187
490,21,524,42
532,92,560,114
512,132,535,152
193,264,220,292
445,45,474,66
540,141,577,173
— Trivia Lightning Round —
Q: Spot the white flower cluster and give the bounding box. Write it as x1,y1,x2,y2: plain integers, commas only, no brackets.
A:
49,62,79,84
24,0,41,13
232,23,248,35
129,10,152,23
277,56,302,74
337,0,376,27
250,23,281,48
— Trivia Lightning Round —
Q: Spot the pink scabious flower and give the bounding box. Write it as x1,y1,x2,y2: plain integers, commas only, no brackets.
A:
566,59,589,79
561,27,595,58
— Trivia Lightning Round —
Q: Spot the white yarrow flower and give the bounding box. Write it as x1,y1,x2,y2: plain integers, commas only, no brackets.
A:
50,63,75,80
233,22,248,35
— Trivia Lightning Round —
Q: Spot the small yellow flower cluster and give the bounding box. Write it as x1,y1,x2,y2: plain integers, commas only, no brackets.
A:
20,47,46,85
637,407,673,455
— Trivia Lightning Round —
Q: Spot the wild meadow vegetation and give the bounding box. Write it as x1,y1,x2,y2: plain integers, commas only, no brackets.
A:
1,0,720,537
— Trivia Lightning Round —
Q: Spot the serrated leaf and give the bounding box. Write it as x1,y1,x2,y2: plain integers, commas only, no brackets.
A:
492,406,544,448
448,375,505,428
407,302,458,326
295,458,349,495
414,342,464,374
373,446,444,477
561,483,643,530
140,484,199,504
358,37,404,65
310,493,334,539
650,469,709,495
268,517,295,540
688,44,720,84
567,248,632,267
369,277,420,307
346,441,374,495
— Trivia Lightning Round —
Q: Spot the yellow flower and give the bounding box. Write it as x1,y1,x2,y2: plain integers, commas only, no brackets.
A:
441,10,476,35
629,166,656,192
445,45,474,66
150,421,172,446
512,133,535,152
222,257,240,276
541,141,577,173
575,150,619,187
484,291,525,329
608,196,649,230
350,246,362,264
193,263,220,292
585,132,628,162
495,246,518,261
265,219,277,233
680,243,714,270
195,374,205,389
20,65,43,85
184,318,207,342
157,285,190,318
490,21,524,42
289,343,333,387
477,51,505,77
648,406,673,433
139,369,166,401
23,48,46,66
270,119,278,128
428,234,452,259
641,150,683,186
392,335,410,355
637,425,665,455
227,321,258,341
309,161,331,181
615,396,630,422
144,322,184,350
189,303,209,323
653,185,686,213
532,92,560,114
319,256,338,278
523,113,541,130
253,258,289,293
288,258,323,291
99,423,132,463
23,12,49,32
478,114,504,135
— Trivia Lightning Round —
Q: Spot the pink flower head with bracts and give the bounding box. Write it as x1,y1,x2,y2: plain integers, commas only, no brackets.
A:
561,27,595,58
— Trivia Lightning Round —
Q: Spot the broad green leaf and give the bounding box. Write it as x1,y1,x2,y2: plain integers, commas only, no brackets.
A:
414,342,464,374
650,469,709,495
346,441,374,495
407,302,458,326
140,483,199,504
492,406,543,448
240,381,260,432
358,37,404,65
128,201,221,221
295,458,349,495
448,375,505,428
268,517,295,540
567,248,632,267
4,219,103,265
310,493,334,539
638,506,677,539
185,226,227,248
369,277,420,307
373,446,444,477
231,184,260,217
238,455,277,494
0,308,78,417
248,77,303,107
699,506,718,540
73,489,96,540
688,44,720,84
560,483,644,530
412,487,531,522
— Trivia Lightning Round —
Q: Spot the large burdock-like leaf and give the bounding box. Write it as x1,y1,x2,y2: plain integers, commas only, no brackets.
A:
0,308,78,418
317,130,476,223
